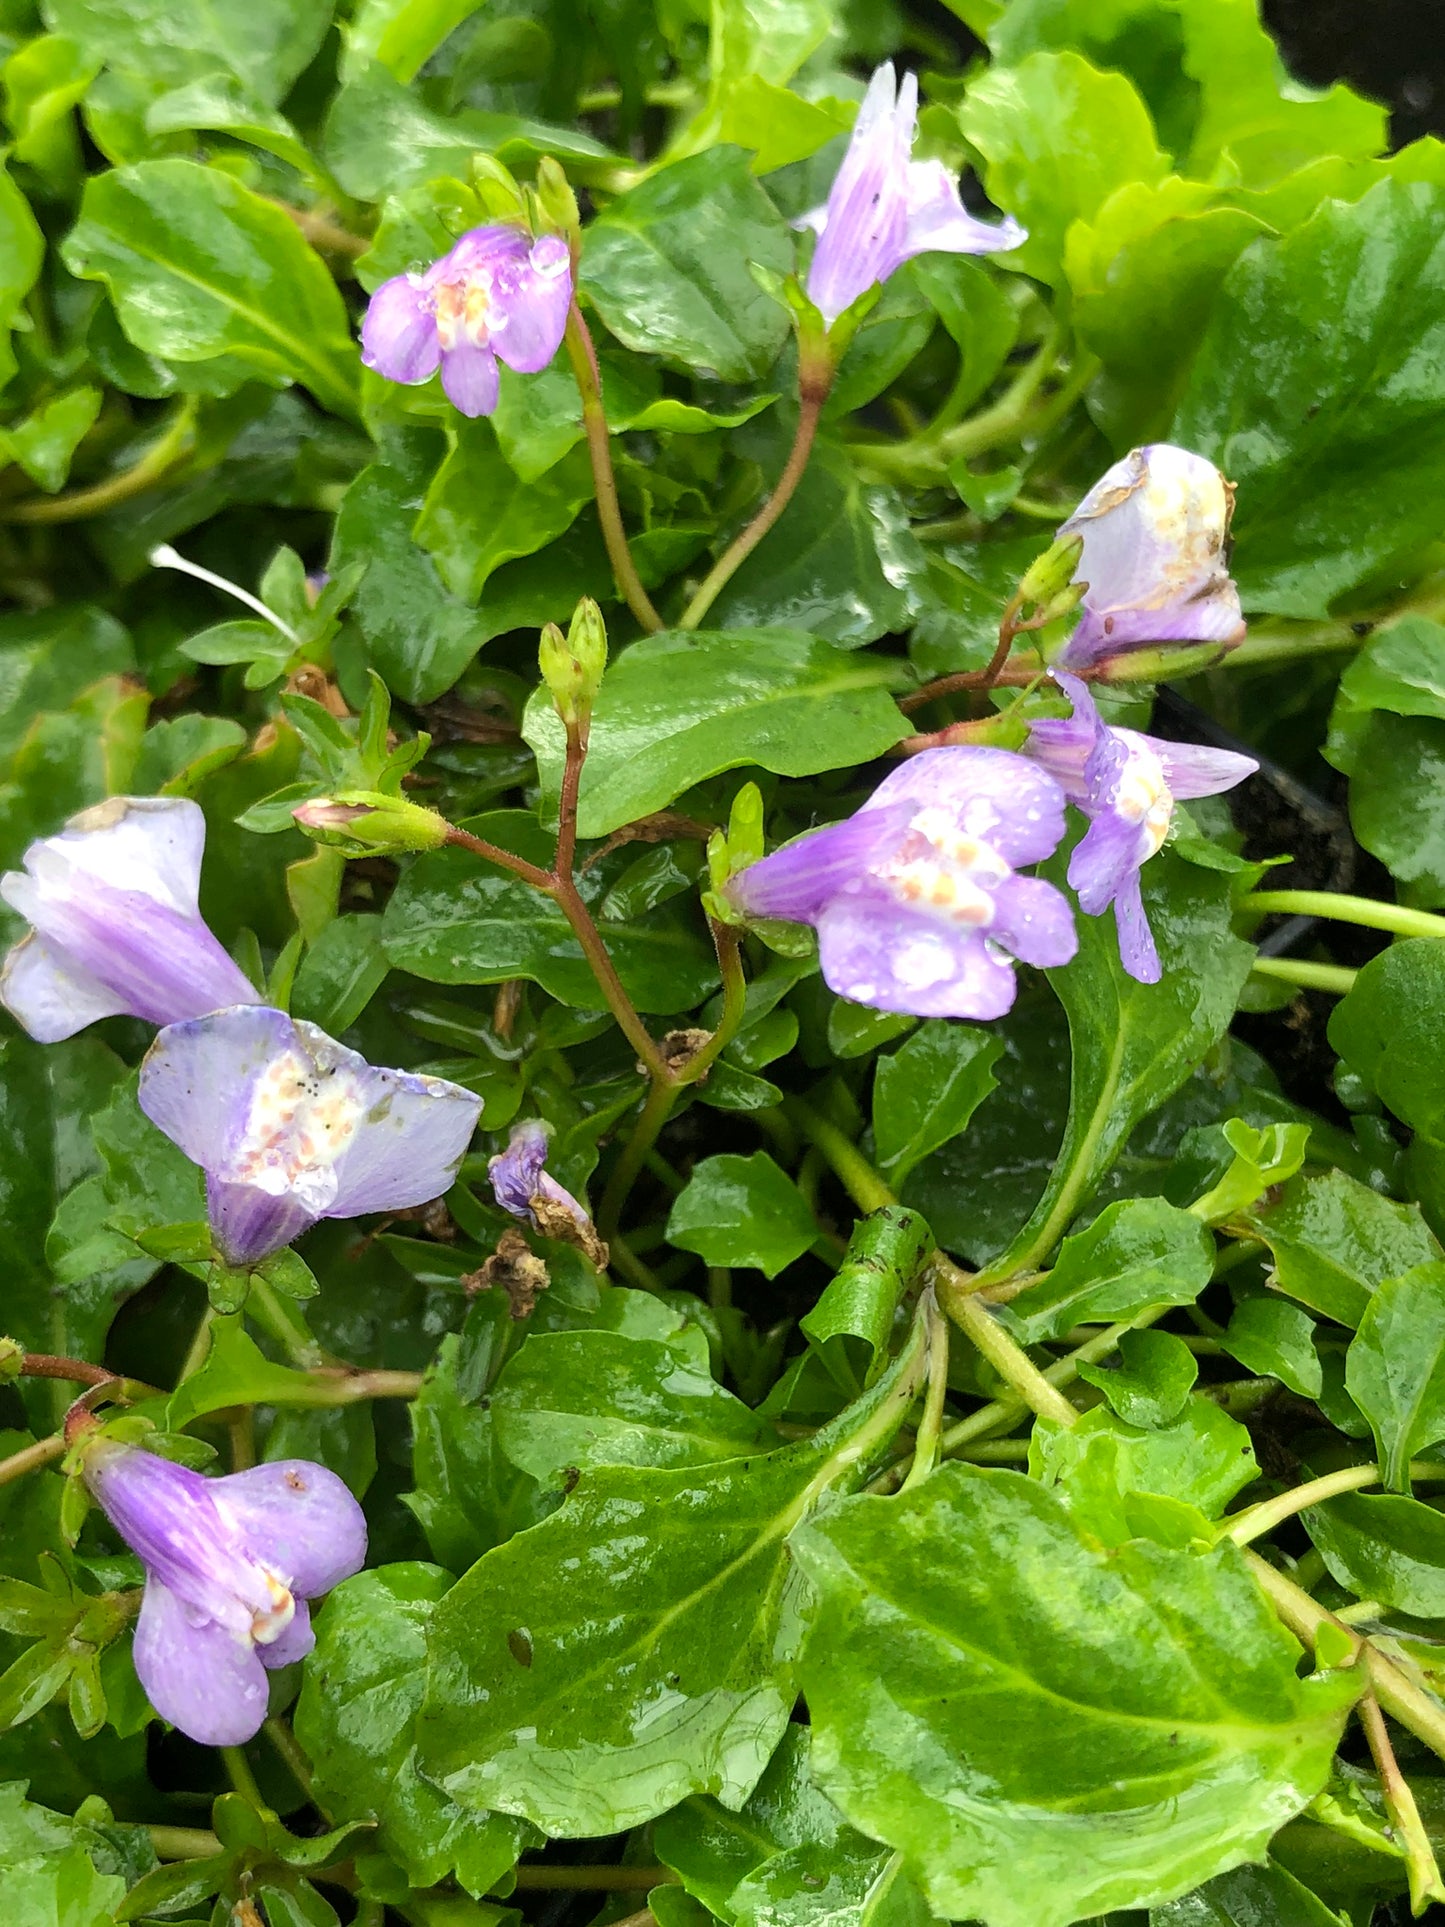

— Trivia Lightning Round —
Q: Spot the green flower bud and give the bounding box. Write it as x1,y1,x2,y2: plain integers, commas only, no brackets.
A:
535,156,580,243
1017,533,1084,610
540,599,607,726
292,790,450,856
0,1337,23,1382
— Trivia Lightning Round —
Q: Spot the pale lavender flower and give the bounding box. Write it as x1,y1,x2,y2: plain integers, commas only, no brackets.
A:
1058,445,1245,669
1,797,256,1043
726,748,1076,1019
489,1119,607,1267
361,225,572,418
1026,671,1257,984
138,1005,482,1267
798,62,1025,326
82,1439,365,1746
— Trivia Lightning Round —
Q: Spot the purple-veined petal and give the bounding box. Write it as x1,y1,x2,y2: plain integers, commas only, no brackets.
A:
360,275,440,385
212,1461,368,1600
489,1118,550,1218
438,224,532,282
816,893,1020,1020
24,797,207,913
139,1005,298,1176
1018,716,1094,802
864,747,1068,869
0,931,132,1043
490,236,572,374
803,63,915,324
207,1178,318,1268
1153,739,1258,800
1113,869,1161,984
440,339,500,417
133,1578,272,1747
726,804,917,925
1066,809,1147,918
987,873,1078,970
902,158,1026,259
258,1595,314,1671
324,1064,480,1219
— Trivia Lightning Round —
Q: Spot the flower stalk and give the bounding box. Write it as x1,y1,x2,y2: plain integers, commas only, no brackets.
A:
562,302,663,633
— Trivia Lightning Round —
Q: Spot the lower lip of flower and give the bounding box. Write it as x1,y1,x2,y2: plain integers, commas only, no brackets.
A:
249,1567,296,1645
879,813,1007,927
433,274,493,351
1114,743,1174,856
225,1049,365,1203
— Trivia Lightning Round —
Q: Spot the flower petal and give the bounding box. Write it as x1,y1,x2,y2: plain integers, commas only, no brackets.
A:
0,931,132,1043
360,275,440,385
440,339,500,417
1153,739,1258,800
84,1442,256,1636
1066,809,1146,917
490,236,572,375
322,1052,482,1218
258,1595,313,1671
804,63,914,324
139,1005,299,1175
213,1460,368,1599
437,224,532,281
816,893,1020,1019
727,804,916,926
206,1177,318,1267
902,159,1026,259
133,1577,271,1746
987,874,1078,970
1113,869,1161,984
864,747,1068,869
488,1119,550,1218
27,797,207,915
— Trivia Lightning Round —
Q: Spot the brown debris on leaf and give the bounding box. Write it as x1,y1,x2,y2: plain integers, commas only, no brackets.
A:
462,1229,551,1319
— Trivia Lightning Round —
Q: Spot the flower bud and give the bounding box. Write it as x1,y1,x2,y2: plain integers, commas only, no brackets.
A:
1017,534,1085,611
540,598,607,727
291,791,450,857
535,156,581,245
0,1337,22,1383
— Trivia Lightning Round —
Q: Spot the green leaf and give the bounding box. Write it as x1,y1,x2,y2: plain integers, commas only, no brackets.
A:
0,606,134,767
418,1339,926,1836
799,1208,934,1392
1325,616,1445,776
581,148,793,382
166,1318,319,1430
793,1466,1353,1927
45,0,331,107
667,1152,818,1277
871,1021,1002,1185
1186,1118,1312,1224
1077,1328,1198,1427
492,1329,769,1485
0,157,45,393
296,1562,530,1896
656,1726,935,1927
1330,938,1445,1148
715,77,853,176
382,811,718,1014
1151,1859,1351,1927
957,51,1169,289
1174,182,1445,618
1001,1197,1214,1345
415,428,592,604
62,160,359,417
1343,713,1445,903
1030,1398,1260,1531
1345,1262,1445,1489
708,453,927,647
1303,1489,1445,1619
343,0,485,83
983,850,1254,1280
524,630,910,839
1221,1298,1323,1400
290,913,390,1034
0,389,102,494
1244,1170,1442,1329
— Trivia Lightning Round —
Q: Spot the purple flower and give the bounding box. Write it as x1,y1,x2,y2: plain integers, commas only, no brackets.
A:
726,748,1076,1019
1058,445,1245,670
1,797,257,1044
489,1119,607,1267
82,1439,365,1746
1025,671,1257,984
798,63,1025,327
361,225,572,418
138,1005,482,1267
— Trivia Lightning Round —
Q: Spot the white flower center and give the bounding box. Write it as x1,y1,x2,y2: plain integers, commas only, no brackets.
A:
223,1047,367,1211
1114,733,1174,856
431,272,494,352
877,805,1009,927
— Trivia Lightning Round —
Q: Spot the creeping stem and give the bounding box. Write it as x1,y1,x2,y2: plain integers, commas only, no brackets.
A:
562,302,663,634
0,399,199,525
1242,889,1445,945
679,391,825,630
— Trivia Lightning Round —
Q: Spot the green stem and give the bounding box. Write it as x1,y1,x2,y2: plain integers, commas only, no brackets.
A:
1358,1691,1445,1913
785,1098,894,1213
245,1278,322,1367
679,394,823,629
940,1312,1164,1454
1246,1551,1445,1765
511,1867,677,1891
1244,889,1445,944
0,1433,65,1488
264,1715,327,1819
1250,956,1358,996
1,401,198,524
563,302,663,633
294,1367,423,1406
679,920,748,1085
899,1291,950,1494
221,1744,265,1807
1225,1461,1445,1547
599,1075,678,1240
954,1438,1031,1462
